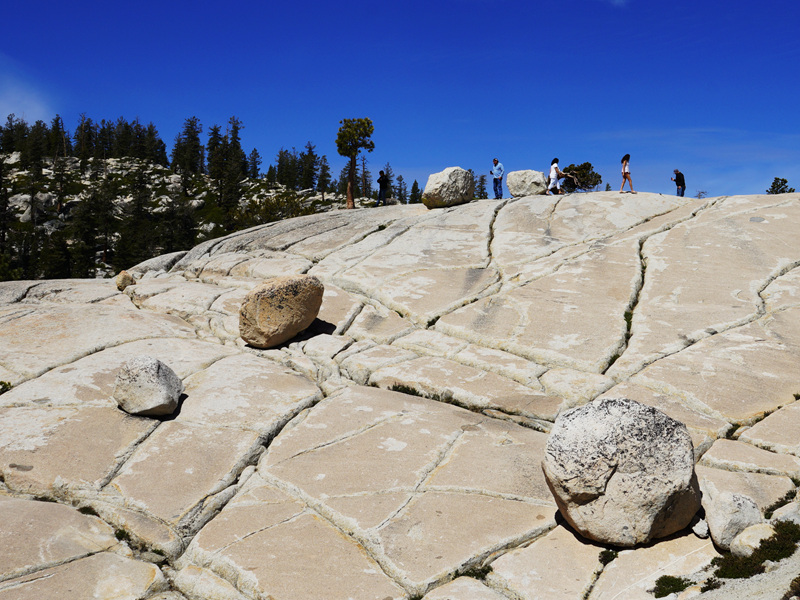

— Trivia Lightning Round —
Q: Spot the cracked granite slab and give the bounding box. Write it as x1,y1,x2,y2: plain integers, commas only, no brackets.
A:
2,193,800,599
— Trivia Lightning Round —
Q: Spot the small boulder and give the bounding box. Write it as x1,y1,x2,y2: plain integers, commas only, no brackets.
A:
116,270,135,291
113,356,184,416
422,167,475,209
239,275,324,349
542,397,700,547
730,523,775,557
506,170,548,197
701,486,762,550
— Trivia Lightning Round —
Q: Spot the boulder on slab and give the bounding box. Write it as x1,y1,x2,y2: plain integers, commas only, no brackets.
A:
506,170,548,197
542,397,700,547
701,485,762,550
239,275,324,349
422,167,475,209
113,355,184,416
115,269,135,291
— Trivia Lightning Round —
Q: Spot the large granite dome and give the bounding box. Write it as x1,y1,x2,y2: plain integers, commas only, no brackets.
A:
2,191,800,599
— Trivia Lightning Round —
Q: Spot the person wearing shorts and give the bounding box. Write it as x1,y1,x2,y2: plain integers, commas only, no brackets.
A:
548,158,564,195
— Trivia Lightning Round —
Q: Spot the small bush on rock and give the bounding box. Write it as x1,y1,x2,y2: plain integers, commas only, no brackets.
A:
653,575,691,598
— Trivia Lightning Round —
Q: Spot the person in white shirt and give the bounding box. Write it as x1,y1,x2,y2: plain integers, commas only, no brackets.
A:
548,158,565,195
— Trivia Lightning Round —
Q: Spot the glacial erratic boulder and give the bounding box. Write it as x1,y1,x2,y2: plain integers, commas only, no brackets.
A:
113,355,184,416
422,167,475,209
239,275,324,349
542,397,700,547
506,170,548,197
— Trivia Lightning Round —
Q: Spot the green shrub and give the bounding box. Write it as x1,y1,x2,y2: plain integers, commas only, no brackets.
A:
653,575,691,597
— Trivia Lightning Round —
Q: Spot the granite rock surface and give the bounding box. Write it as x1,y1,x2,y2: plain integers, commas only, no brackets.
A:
2,191,800,599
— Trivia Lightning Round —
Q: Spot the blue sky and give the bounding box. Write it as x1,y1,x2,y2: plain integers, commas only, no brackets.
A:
2,0,799,197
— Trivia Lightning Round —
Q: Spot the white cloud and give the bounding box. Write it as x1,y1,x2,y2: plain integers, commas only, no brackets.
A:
0,55,54,122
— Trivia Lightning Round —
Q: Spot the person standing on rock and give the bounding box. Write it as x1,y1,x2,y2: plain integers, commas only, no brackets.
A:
671,169,686,197
548,158,565,195
377,170,389,206
491,158,504,199
620,154,636,193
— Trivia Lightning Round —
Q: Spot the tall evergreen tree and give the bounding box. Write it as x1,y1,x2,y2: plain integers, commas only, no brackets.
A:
335,118,374,209
476,175,488,199
409,180,422,204
248,148,262,179
360,156,372,199
298,142,319,190
115,165,156,270
395,174,408,204
317,155,331,200
171,116,204,176
382,162,395,199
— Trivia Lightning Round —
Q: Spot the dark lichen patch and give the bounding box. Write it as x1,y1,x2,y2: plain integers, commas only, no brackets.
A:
388,384,424,397
460,564,492,580
653,575,691,598
599,549,618,566
78,506,99,517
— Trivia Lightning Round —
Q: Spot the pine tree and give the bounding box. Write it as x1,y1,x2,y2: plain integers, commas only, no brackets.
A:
396,174,408,204
298,142,319,191
335,118,374,209
766,177,795,194
248,148,262,179
115,165,156,270
360,155,372,199
171,116,204,176
317,155,332,200
276,148,299,189
410,180,422,203
476,175,488,199
382,162,395,199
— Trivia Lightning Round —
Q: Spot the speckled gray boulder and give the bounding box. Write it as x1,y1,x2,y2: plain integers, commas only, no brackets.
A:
113,355,184,416
239,275,324,349
542,397,700,547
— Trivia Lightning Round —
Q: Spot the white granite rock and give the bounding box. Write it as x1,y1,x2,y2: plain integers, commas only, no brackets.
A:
422,166,475,209
542,397,700,546
701,487,762,550
506,169,548,197
113,355,184,416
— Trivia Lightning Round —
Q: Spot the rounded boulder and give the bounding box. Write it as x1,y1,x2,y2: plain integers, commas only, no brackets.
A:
542,397,700,547
239,275,324,349
422,167,475,209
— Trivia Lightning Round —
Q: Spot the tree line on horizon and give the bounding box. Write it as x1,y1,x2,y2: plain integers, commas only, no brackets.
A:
0,113,426,282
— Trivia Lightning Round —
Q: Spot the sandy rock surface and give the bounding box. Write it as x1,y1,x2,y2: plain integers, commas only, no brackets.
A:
2,192,800,599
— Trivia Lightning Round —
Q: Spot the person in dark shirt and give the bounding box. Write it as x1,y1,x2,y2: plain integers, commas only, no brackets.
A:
377,170,389,206
671,169,686,197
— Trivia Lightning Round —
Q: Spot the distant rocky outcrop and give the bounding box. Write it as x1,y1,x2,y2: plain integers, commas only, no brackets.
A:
422,167,475,208
542,397,700,546
506,169,548,197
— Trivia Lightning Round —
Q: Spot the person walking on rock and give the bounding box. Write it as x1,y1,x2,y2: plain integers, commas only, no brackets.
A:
548,158,565,195
671,169,686,197
491,158,504,199
377,170,389,206
620,154,636,193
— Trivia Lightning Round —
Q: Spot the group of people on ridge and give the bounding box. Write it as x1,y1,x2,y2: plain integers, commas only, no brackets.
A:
491,155,686,198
